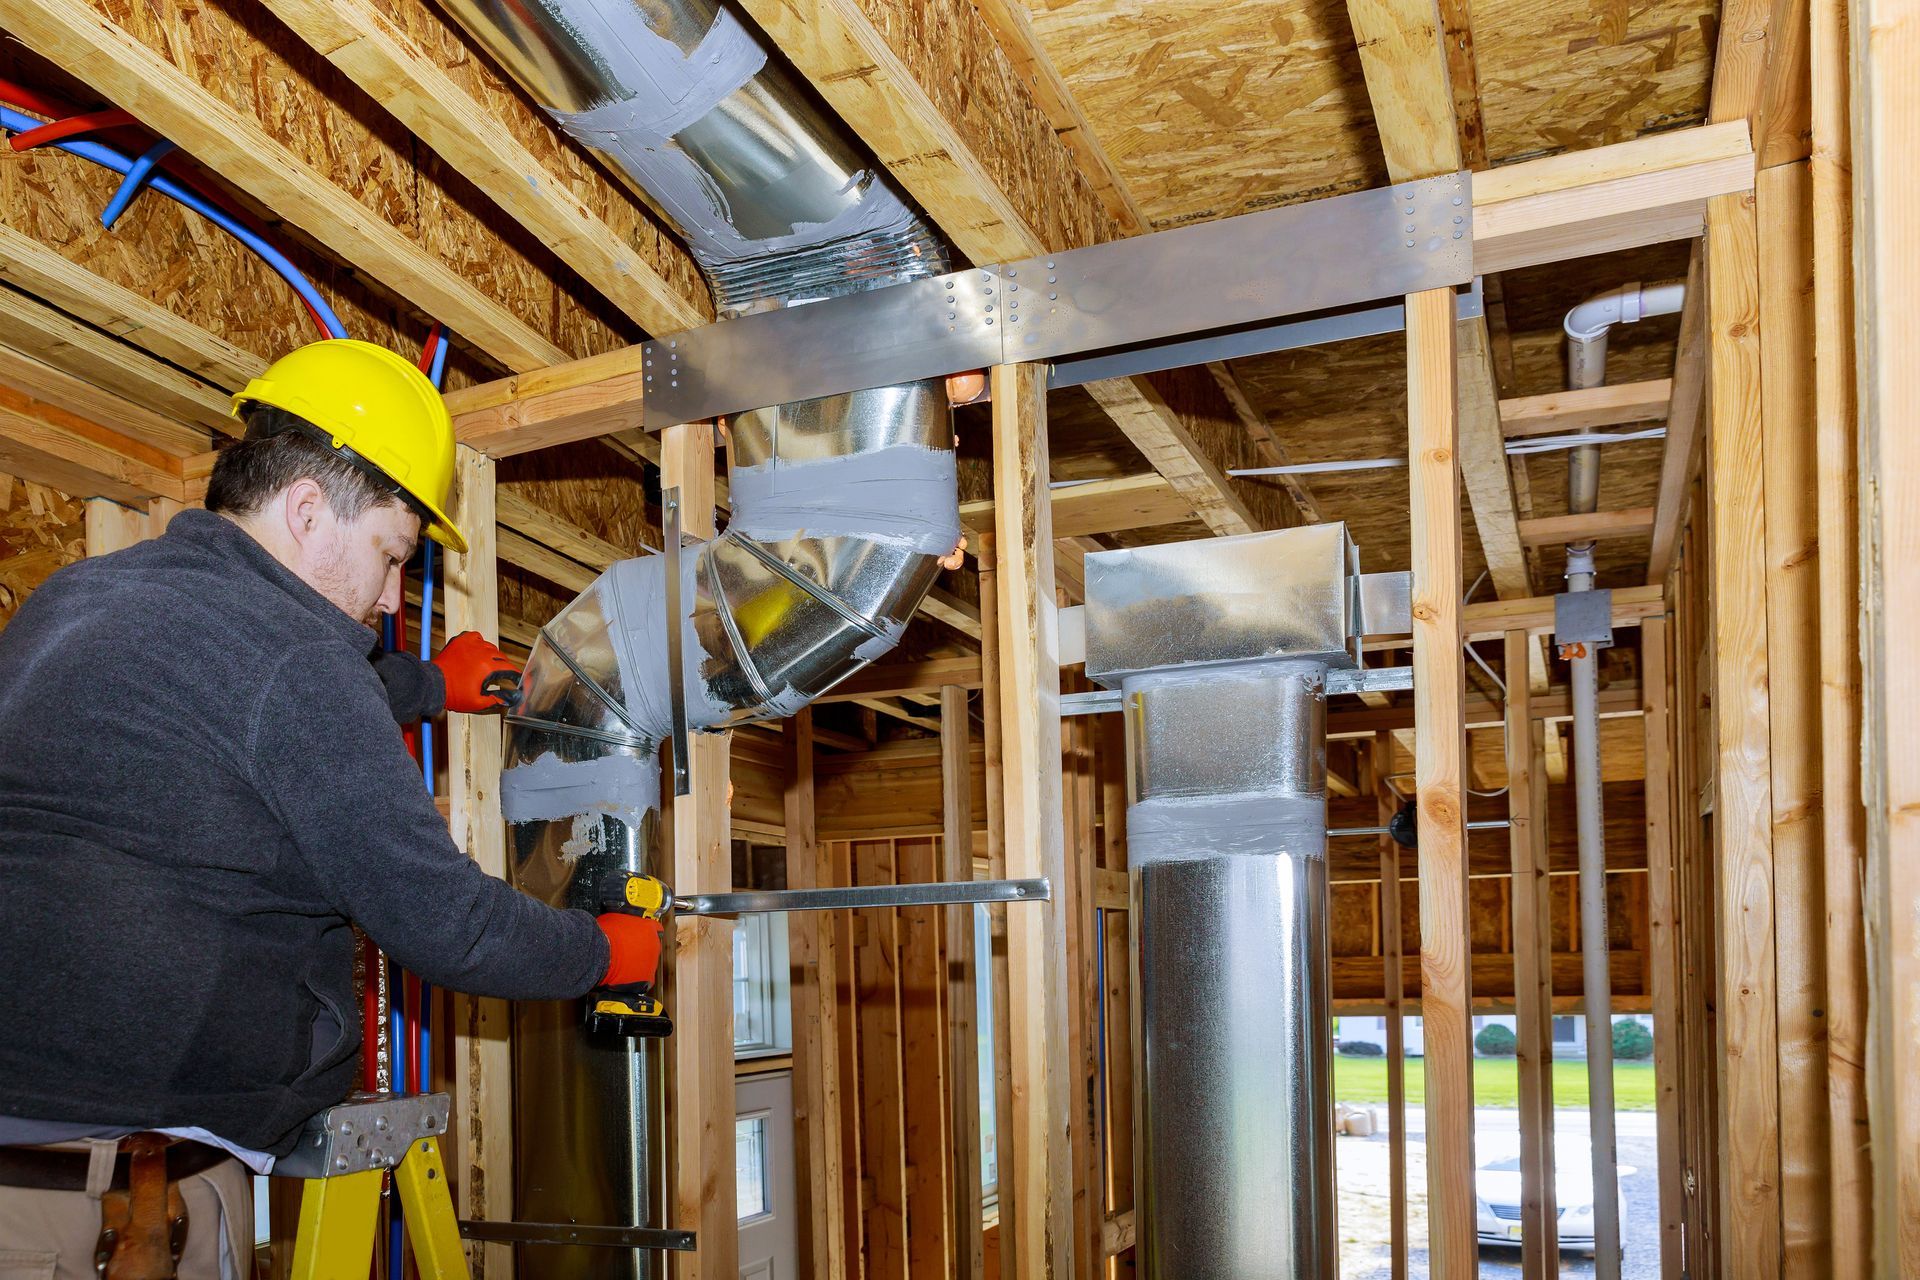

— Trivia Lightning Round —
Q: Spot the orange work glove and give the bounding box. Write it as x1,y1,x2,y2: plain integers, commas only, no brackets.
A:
431,630,522,714
596,913,664,990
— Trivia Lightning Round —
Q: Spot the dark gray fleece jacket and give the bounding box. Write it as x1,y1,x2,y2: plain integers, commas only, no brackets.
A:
0,510,606,1156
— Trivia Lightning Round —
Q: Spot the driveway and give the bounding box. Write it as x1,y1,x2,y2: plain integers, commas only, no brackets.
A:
1335,1109,1663,1279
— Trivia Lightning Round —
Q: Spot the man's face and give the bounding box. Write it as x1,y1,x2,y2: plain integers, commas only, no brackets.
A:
299,496,422,626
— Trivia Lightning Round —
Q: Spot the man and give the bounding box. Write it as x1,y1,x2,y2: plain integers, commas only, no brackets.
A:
0,340,659,1276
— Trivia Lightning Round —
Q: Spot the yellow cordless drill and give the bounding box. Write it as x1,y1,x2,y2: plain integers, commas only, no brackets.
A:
585,870,674,1039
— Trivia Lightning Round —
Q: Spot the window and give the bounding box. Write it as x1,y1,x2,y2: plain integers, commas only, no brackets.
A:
1553,1015,1578,1044
736,1111,770,1222
976,904,998,1202
733,912,793,1058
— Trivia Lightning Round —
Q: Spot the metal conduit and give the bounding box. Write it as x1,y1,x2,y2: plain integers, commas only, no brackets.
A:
437,4,959,1274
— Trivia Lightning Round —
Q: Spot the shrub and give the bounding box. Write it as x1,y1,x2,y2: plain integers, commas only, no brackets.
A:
1475,1023,1518,1057
1337,1040,1385,1057
1612,1018,1654,1060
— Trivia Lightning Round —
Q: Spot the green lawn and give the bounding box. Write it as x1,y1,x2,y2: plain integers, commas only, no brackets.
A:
1332,1054,1659,1111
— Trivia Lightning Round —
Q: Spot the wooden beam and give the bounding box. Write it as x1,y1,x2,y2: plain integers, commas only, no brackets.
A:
960,473,1192,543
896,837,952,1279
0,221,265,390
443,445,512,1280
1709,0,1811,170
495,526,597,595
1204,361,1322,523
0,382,185,507
853,839,910,1280
1809,0,1871,1264
1642,617,1685,1279
664,422,738,1280
0,346,207,460
1505,632,1558,1276
0,285,232,434
1705,188,1782,1279
1499,379,1673,438
785,710,849,1280
256,0,707,337
1646,247,1711,582
449,349,647,456
977,535,1021,1270
494,488,629,572
990,363,1072,1280
1456,315,1536,599
1472,122,1757,274
0,0,571,372
1517,507,1656,547
734,0,1288,540
941,688,984,1280
1851,0,1920,1265
1406,286,1474,1280
814,656,983,703
1461,583,1665,642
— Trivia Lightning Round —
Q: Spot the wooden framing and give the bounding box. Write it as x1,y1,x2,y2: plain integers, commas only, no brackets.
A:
1849,0,1920,1268
1370,734,1410,1280
940,687,985,1280
785,708,850,1280
1498,379,1672,437
444,445,512,1280
989,363,1072,1280
1516,507,1657,547
663,421,738,1280
1504,630,1558,1277
1406,285,1474,1280
1705,187,1783,1279
1643,617,1684,1279
1809,0,1871,1269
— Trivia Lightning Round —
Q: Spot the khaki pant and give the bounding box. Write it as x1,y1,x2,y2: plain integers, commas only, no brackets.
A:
0,1143,251,1280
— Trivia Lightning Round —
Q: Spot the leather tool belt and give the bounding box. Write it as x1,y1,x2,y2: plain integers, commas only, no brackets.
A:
0,1135,229,1279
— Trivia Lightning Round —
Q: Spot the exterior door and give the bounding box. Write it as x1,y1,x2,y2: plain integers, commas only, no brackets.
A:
735,1070,797,1280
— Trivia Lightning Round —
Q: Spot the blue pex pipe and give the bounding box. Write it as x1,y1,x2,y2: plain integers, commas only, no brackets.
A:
0,106,346,338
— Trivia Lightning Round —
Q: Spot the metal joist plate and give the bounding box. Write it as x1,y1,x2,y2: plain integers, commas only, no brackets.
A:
640,174,1472,428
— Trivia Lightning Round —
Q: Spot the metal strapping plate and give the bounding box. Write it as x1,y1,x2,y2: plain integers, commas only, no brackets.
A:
1006,173,1472,367
1061,667,1412,716
639,174,1472,428
275,1093,451,1179
673,877,1050,916
458,1221,697,1252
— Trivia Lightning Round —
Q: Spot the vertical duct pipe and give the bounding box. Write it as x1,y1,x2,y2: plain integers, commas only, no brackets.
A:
1085,524,1365,1280
1559,278,1680,1278
432,3,960,1275
1126,661,1336,1277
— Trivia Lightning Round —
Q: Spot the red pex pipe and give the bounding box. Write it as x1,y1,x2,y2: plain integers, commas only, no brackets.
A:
7,108,137,152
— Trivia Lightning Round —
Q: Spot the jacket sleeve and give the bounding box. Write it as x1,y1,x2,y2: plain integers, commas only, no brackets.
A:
368,647,446,724
249,642,608,1001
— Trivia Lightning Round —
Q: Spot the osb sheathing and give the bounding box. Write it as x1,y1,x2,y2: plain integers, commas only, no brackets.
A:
1028,0,1387,229
0,476,83,630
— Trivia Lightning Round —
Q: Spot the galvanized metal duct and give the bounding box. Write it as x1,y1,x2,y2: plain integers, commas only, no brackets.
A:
1086,525,1365,1280
439,2,958,1272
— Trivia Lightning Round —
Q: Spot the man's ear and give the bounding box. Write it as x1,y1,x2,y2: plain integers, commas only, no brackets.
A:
282,478,330,551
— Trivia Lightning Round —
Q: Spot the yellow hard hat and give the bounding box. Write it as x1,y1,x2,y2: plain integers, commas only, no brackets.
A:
232,339,467,553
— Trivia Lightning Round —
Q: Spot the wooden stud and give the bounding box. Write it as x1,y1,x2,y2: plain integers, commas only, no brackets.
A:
444,445,512,1280
1516,507,1657,547
1848,0,1920,1265
1646,246,1711,583
787,709,850,1280
1462,584,1667,642
82,497,148,556
854,839,910,1280
941,687,985,1280
1406,285,1475,1280
1641,617,1685,1280
977,535,1020,1270
1504,630,1558,1277
1809,0,1871,1267
896,837,952,1279
1758,160,1831,1277
663,421,738,1280
1373,733,1410,1280
0,345,211,460
1705,187,1783,1280
990,364,1072,1280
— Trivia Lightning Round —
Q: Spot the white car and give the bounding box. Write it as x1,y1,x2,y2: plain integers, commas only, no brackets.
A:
1474,1144,1631,1256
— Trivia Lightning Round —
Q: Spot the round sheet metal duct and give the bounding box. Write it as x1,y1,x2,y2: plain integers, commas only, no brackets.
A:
438,3,960,1273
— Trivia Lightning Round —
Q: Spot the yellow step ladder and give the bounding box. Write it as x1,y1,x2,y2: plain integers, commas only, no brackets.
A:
278,1094,467,1280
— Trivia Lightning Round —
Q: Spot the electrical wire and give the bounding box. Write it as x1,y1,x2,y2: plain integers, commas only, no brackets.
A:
0,103,346,338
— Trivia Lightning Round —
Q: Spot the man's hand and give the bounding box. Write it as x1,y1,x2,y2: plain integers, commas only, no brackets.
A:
432,630,521,714
596,912,664,990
